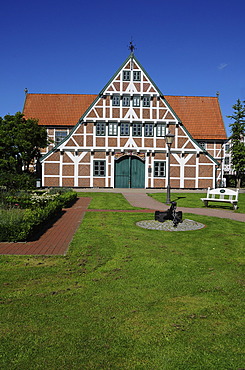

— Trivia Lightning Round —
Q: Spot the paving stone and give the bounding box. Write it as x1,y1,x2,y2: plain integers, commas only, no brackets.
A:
136,219,205,232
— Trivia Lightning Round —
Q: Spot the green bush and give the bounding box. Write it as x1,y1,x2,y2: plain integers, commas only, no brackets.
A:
0,190,77,242
48,187,74,195
0,172,36,190
3,190,33,209
58,191,77,208
0,200,63,242
0,209,29,242
1,190,77,210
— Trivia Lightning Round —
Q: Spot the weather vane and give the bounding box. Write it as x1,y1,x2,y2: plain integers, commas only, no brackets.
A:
128,40,136,54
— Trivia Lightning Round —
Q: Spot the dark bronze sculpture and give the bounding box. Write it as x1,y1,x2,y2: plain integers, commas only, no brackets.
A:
155,201,183,227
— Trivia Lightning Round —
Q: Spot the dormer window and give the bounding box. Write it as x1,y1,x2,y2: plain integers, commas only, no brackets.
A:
133,71,141,81
123,70,130,81
112,95,120,106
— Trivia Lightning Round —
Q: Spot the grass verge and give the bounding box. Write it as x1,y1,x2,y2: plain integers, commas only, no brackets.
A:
78,192,141,210
148,192,245,213
0,207,244,369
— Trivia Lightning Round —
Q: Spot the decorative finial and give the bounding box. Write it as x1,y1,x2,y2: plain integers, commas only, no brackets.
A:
24,88,28,95
216,91,220,98
128,40,136,54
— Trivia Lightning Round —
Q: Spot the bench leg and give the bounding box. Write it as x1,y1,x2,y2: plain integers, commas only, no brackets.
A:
233,204,238,210
204,200,208,207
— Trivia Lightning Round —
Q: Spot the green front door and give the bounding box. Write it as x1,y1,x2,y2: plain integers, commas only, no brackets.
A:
115,155,145,188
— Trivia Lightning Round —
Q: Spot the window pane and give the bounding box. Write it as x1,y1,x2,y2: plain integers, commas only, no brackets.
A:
154,162,166,177
133,71,141,81
94,161,106,176
96,123,105,136
109,123,117,136
122,96,130,106
132,123,142,136
145,124,153,136
199,142,206,149
143,96,150,107
133,96,140,107
156,124,166,137
123,71,130,81
121,123,130,136
112,95,120,106
55,130,68,145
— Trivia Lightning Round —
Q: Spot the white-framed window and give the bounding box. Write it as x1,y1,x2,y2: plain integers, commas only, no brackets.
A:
154,161,166,177
156,123,166,137
199,142,206,150
225,144,230,153
93,160,106,177
224,157,230,165
122,96,130,107
96,122,106,136
133,71,141,81
133,96,140,107
123,70,130,81
132,123,142,136
143,96,150,107
108,122,118,136
120,123,130,136
145,124,154,137
55,130,68,145
112,95,120,106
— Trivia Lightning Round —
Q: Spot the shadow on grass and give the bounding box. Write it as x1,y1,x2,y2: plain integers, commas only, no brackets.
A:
172,196,186,201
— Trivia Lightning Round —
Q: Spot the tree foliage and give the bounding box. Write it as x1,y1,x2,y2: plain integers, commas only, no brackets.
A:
0,112,48,174
227,99,245,187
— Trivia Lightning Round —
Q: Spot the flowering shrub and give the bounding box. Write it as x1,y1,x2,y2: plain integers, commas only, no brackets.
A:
1,189,77,210
30,192,59,208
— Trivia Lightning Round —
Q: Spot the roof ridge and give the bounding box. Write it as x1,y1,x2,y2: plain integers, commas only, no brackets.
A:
26,93,97,96
165,95,218,98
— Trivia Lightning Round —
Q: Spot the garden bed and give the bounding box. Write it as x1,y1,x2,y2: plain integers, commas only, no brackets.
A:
0,189,77,242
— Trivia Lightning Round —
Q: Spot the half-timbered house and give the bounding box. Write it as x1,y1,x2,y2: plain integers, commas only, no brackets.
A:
23,52,227,189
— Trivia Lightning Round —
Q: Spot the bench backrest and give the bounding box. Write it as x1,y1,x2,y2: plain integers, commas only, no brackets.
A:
206,187,239,200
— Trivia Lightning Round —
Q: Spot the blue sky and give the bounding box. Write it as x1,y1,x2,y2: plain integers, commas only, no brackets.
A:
0,0,244,135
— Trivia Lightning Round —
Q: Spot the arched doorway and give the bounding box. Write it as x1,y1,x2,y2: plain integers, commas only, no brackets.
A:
114,155,145,188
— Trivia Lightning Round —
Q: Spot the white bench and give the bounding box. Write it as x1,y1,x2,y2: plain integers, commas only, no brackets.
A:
201,188,239,210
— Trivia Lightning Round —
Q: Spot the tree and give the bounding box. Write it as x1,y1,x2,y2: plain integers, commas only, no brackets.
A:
0,112,49,174
227,99,245,188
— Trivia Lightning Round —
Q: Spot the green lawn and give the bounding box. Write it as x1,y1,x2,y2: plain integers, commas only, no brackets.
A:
148,192,245,213
0,194,244,369
78,192,141,210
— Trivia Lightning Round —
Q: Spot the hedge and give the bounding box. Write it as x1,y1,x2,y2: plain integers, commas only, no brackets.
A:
0,191,77,242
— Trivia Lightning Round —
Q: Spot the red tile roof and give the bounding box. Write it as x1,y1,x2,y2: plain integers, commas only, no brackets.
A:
23,94,97,127
165,95,227,140
23,93,227,140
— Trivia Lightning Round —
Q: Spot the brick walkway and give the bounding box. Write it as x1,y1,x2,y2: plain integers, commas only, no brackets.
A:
0,192,244,256
0,197,91,256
